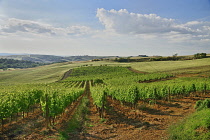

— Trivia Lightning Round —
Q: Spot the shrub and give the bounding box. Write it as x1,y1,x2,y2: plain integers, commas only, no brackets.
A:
195,99,210,111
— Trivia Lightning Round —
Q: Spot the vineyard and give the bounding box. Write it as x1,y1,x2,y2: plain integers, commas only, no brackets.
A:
0,59,210,139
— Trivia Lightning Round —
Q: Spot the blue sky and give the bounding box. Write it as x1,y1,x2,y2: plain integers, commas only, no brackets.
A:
0,0,210,56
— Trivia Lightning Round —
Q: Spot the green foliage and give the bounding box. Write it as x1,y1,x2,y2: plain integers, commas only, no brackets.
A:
195,99,210,111
1,54,107,63
91,86,106,108
194,53,207,59
1,57,210,139
59,96,89,140
0,89,43,119
114,57,131,62
131,57,210,73
65,65,210,106
0,82,84,122
0,58,45,69
64,66,137,82
169,109,210,140
39,84,84,122
94,79,103,84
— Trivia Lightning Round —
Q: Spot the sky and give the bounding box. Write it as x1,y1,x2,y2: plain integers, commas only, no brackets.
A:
0,0,210,56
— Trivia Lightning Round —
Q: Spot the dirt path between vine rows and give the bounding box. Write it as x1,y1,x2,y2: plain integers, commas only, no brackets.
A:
58,69,73,81
81,93,210,140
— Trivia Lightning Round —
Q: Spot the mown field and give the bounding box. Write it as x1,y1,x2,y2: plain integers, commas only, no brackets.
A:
0,58,210,139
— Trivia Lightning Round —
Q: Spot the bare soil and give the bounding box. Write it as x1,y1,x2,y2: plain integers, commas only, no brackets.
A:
81,93,210,140
1,92,209,140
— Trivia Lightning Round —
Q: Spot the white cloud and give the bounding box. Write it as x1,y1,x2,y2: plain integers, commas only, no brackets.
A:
66,26,94,36
0,18,95,38
0,8,209,56
97,8,176,34
1,18,54,35
96,8,210,37
1,9,209,42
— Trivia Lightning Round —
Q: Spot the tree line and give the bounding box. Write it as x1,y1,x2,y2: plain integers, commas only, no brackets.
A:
113,53,207,62
0,58,45,70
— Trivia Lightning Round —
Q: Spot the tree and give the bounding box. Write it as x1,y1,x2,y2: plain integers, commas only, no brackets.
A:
194,53,206,59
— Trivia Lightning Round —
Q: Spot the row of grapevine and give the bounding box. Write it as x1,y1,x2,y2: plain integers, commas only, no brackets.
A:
105,80,210,105
63,66,210,117
134,73,173,82
0,90,42,119
40,87,84,127
64,66,174,85
0,90,42,131
0,82,85,130
90,85,107,118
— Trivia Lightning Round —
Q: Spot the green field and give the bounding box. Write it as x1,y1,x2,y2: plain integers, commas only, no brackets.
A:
131,58,210,73
0,61,131,84
1,58,210,84
1,57,210,139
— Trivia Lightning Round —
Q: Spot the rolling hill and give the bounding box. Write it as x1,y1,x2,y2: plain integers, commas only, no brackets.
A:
0,54,108,63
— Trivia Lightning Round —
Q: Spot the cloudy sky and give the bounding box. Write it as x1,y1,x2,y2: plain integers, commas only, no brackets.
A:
0,0,210,56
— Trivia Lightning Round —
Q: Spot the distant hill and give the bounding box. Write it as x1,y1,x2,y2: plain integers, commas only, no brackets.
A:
0,53,26,56
0,58,45,70
0,54,108,63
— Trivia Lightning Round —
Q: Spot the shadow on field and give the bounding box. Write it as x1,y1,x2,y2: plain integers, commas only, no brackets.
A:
139,106,171,115
84,133,117,140
156,101,182,108
105,99,154,128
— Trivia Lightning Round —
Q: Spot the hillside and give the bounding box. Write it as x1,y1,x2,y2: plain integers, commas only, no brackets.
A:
0,58,210,139
0,61,130,84
1,57,210,84
0,54,108,63
0,58,45,70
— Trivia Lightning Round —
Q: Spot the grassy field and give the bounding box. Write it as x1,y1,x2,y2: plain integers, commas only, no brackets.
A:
0,61,129,84
0,62,77,84
169,109,210,140
1,58,210,84
131,58,210,73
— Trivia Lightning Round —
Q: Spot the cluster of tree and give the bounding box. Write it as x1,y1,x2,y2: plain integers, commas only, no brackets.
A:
21,55,106,63
113,53,208,63
1,54,107,63
0,58,45,70
114,57,152,62
194,53,207,59
114,58,131,62
92,59,101,61
149,56,183,61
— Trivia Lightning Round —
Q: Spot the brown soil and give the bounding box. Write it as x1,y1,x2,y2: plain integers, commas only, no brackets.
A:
81,93,210,140
1,92,209,140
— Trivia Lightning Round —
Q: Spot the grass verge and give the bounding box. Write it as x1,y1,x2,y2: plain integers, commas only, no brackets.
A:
168,108,210,140
59,96,89,140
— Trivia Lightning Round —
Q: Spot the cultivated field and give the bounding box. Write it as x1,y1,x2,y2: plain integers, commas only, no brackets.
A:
0,58,210,139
